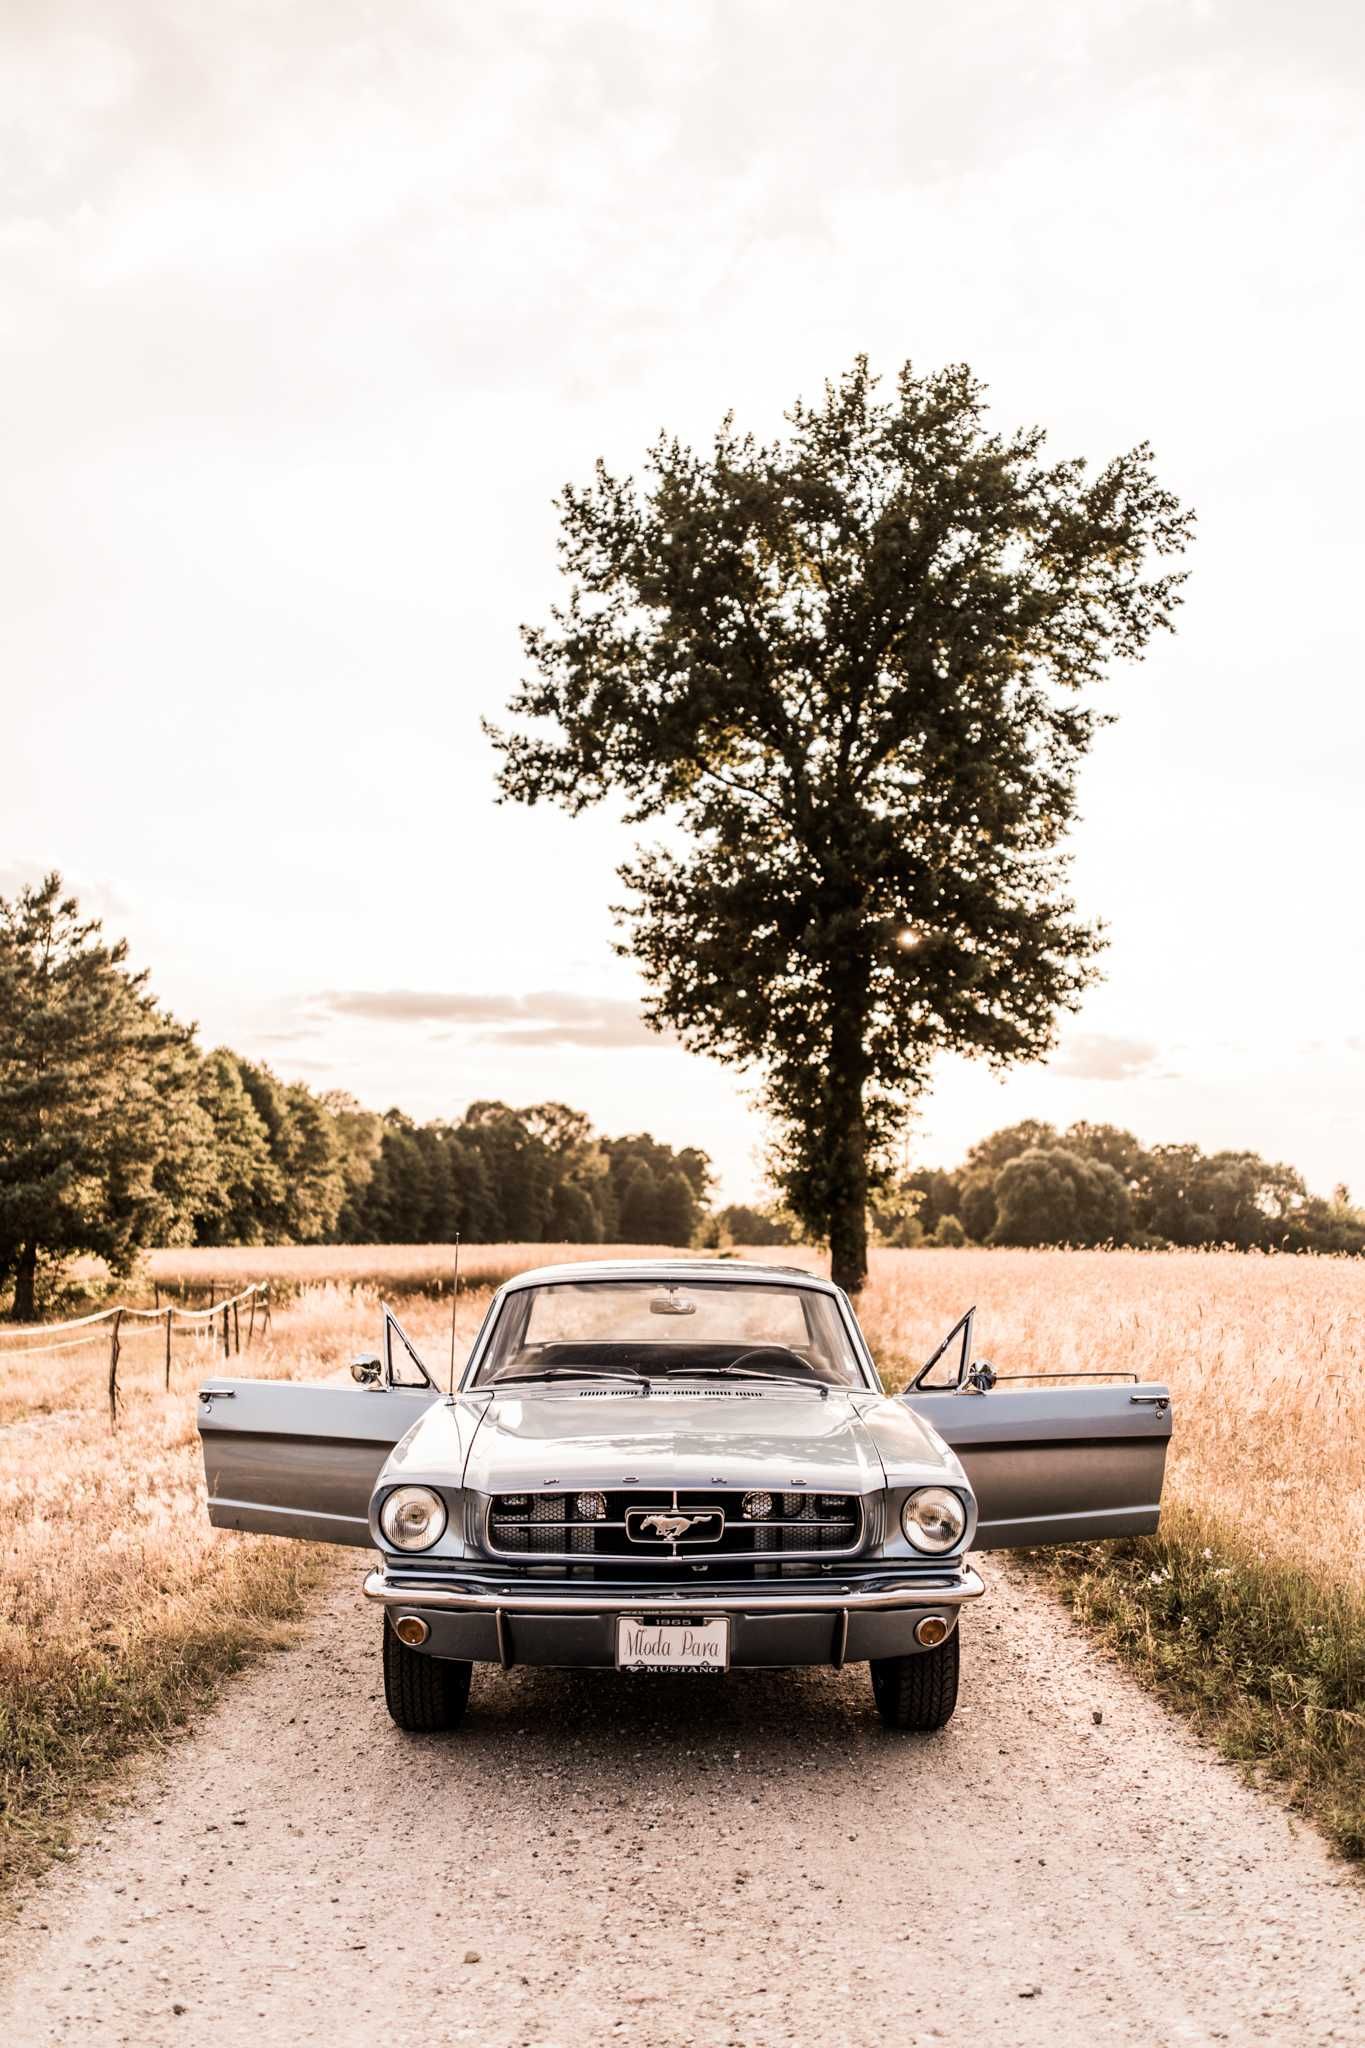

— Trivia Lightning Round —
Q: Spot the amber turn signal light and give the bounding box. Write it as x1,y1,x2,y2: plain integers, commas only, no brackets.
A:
394,1615,430,1647
914,1616,950,1648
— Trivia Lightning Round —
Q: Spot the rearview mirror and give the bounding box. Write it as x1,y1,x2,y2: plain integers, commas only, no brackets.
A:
350,1355,383,1385
650,1293,696,1316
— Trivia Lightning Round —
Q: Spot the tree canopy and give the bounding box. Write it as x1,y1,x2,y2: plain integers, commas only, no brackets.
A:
488,357,1193,1287
874,1119,1365,1254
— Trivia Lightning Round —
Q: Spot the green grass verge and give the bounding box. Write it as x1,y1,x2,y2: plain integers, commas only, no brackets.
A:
0,1542,330,1899
1024,1503,1364,1862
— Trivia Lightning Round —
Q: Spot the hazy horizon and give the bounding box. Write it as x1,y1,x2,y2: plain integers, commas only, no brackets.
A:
5,1,1362,1202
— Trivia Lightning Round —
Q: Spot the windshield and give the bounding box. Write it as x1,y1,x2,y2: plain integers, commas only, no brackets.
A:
472,1279,865,1388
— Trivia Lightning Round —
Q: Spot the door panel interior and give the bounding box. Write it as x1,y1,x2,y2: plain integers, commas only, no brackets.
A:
904,1384,1171,1549
199,1379,440,1546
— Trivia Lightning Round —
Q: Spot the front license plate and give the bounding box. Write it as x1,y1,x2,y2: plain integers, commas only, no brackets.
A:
616,1616,729,1673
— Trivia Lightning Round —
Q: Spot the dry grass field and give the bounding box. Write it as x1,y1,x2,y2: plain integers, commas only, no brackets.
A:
854,1246,1364,1856
3,1243,1362,1883
0,1280,497,1890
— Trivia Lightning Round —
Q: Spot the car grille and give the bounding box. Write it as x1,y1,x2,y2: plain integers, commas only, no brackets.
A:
483,1489,864,1561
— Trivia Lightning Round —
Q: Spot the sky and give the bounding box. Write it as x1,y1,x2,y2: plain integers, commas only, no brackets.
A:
3,0,1363,1202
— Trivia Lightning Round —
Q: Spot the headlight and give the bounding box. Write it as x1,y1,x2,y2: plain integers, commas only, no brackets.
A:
901,1486,967,1554
379,1485,447,1552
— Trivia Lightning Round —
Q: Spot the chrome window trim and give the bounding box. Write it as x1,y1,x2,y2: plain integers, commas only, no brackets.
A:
458,1272,880,1395
830,1285,884,1391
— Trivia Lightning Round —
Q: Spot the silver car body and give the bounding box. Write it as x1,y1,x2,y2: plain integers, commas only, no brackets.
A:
198,1260,1171,1673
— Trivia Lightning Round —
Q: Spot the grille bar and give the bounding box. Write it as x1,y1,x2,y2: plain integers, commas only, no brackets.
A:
488,1520,855,1531
484,1489,864,1561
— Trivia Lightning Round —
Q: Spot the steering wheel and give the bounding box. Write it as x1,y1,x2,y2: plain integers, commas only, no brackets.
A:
725,1344,823,1379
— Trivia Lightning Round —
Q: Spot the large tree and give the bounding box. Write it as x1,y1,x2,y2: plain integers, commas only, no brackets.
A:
0,875,213,1317
489,360,1192,1289
988,1145,1131,1247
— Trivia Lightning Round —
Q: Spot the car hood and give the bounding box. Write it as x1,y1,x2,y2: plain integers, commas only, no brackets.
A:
439,1384,959,1495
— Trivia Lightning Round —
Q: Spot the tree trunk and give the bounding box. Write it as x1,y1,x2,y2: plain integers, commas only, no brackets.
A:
11,1243,38,1322
826,1009,870,1295
828,1151,869,1293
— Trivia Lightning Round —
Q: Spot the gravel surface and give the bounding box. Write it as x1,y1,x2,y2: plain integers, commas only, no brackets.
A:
1,1560,1360,2047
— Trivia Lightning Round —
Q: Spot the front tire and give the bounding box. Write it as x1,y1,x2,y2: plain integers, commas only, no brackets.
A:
382,1619,472,1732
870,1628,960,1731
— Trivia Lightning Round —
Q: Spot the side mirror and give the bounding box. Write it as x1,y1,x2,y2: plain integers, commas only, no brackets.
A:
963,1359,996,1394
350,1355,383,1386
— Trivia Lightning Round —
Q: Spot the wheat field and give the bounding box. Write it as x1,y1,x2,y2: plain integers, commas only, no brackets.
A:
855,1247,1365,1595
2,1243,1362,1878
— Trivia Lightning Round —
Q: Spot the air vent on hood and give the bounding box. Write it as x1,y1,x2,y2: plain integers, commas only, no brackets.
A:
574,1386,763,1398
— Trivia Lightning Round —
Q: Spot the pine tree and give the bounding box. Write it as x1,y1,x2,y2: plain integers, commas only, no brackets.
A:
652,1168,697,1246
194,1049,281,1243
279,1084,347,1241
0,874,209,1317
618,1161,660,1241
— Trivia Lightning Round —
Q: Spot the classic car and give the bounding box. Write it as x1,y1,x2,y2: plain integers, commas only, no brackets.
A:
197,1259,1171,1734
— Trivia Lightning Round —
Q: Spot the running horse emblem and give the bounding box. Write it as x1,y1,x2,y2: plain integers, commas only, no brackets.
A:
638,1512,706,1540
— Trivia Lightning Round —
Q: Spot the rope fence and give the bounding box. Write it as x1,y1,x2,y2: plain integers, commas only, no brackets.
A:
0,1283,271,1427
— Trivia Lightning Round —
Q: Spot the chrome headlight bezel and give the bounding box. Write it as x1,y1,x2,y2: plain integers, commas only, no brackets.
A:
900,1485,968,1555
379,1484,448,1553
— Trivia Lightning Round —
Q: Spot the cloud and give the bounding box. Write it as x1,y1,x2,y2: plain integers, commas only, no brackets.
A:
1049,1033,1160,1082
0,861,128,918
317,988,671,1051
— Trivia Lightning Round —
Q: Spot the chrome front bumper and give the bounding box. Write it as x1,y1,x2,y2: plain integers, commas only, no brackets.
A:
363,1563,985,1669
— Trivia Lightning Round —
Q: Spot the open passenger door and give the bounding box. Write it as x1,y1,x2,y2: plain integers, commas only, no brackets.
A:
903,1310,1171,1550
198,1305,442,1547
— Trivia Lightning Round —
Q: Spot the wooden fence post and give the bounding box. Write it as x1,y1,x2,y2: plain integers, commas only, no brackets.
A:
222,1302,230,1359
232,1298,240,1356
262,1283,272,1337
108,1308,123,1431
164,1306,173,1390
247,1287,257,1348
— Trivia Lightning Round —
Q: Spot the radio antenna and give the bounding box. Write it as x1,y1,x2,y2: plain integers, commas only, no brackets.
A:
448,1235,462,1397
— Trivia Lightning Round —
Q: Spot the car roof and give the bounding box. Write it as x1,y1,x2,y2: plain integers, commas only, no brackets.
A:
496,1257,840,1296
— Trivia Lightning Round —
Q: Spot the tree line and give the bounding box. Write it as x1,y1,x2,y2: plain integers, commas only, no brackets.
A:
0,876,708,1317
195,1061,711,1252
3,876,1358,1319
872,1120,1365,1255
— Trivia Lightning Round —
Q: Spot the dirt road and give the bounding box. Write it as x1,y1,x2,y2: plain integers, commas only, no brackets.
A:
1,1561,1360,2048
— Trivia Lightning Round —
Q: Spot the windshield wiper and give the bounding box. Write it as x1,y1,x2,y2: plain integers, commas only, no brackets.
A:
487,1364,651,1389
